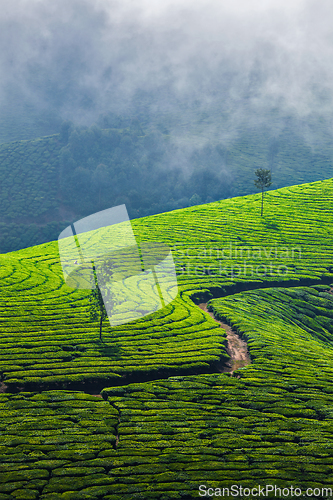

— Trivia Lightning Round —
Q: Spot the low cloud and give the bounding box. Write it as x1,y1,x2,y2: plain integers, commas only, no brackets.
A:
1,0,333,146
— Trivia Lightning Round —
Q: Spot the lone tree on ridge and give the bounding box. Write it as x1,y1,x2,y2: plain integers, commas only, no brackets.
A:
254,168,272,217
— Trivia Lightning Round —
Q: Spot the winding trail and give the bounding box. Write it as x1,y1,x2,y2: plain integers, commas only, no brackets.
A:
198,302,251,374
3,280,331,395
0,302,251,395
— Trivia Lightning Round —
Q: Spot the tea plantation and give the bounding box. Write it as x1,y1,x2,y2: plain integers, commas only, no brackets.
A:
0,178,333,498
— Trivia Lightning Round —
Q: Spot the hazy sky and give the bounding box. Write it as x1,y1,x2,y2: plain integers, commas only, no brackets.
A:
1,0,333,140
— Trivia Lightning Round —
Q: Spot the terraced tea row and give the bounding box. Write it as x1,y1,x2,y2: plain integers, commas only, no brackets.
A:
0,248,227,391
0,391,118,500
208,284,333,385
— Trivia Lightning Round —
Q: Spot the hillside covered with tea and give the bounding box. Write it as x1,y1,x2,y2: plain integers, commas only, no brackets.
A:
0,178,333,499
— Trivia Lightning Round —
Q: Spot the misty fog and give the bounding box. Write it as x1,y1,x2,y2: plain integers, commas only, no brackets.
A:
1,0,333,148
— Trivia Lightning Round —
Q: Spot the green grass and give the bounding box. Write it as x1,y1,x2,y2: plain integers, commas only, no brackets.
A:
1,178,333,497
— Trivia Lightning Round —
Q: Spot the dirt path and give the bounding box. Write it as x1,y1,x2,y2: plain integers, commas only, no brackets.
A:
198,303,251,374
0,382,8,393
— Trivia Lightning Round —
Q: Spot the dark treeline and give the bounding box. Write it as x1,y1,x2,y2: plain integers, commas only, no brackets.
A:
58,119,232,219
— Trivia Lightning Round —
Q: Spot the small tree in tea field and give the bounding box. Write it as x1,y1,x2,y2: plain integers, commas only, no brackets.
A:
89,285,108,342
254,168,272,216
89,262,114,342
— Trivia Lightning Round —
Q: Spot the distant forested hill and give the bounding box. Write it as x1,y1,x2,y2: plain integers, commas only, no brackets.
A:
0,116,332,253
